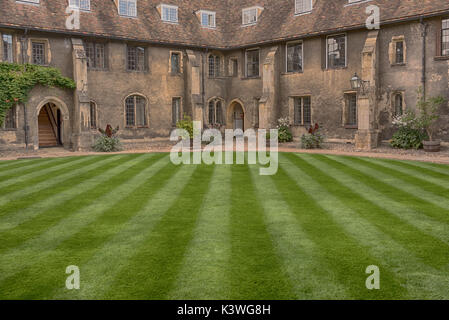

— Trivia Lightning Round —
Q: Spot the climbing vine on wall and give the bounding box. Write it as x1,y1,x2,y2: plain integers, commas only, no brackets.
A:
0,62,76,126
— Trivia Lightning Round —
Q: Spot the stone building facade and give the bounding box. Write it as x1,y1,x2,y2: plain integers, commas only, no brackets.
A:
0,0,448,151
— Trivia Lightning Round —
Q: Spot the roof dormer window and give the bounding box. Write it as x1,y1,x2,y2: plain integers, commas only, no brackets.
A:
69,0,90,11
200,10,216,28
161,4,178,23
119,0,137,17
242,7,263,26
295,0,312,15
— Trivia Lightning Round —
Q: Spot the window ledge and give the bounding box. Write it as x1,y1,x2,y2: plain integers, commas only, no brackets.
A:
88,68,108,72
325,66,348,71
434,55,449,61
391,63,406,67
344,125,358,129
241,76,261,80
281,71,304,75
170,72,183,76
1,128,17,131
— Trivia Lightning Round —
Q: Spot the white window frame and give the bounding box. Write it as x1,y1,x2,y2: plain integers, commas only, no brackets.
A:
118,0,137,17
161,4,179,23
242,7,260,26
295,0,313,15
326,34,347,69
68,0,90,11
16,0,40,4
200,10,216,28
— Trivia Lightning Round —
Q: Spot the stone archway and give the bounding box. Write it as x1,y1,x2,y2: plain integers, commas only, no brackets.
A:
227,100,246,131
34,97,70,149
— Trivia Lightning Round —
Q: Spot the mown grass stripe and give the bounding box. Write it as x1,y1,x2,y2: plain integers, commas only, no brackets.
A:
0,154,150,238
276,155,407,299
52,164,199,300
352,157,449,202
312,154,449,244
0,155,125,208
228,164,295,299
0,154,169,283
169,165,232,300
282,153,449,299
362,158,449,189
0,159,181,300
322,154,449,223
298,154,449,261
249,164,348,299
0,156,74,180
328,155,449,223
0,158,50,171
379,159,449,179
103,165,214,300
0,156,93,189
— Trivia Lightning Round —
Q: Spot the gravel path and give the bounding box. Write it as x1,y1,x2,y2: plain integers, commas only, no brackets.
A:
1,141,449,165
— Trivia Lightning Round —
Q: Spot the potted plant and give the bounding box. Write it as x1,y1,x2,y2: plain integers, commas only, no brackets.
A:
416,91,446,152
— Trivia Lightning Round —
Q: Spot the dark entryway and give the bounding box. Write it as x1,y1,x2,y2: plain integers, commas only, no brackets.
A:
38,103,61,147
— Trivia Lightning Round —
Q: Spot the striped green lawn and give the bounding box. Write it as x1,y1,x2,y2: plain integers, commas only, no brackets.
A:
0,152,448,300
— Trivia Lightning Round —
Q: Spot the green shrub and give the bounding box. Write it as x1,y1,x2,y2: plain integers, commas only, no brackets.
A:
301,123,325,149
93,124,122,152
390,126,427,150
93,135,123,152
276,117,293,143
176,114,194,139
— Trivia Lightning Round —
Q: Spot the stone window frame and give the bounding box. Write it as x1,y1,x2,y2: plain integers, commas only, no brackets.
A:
171,96,182,126
207,52,223,78
228,57,239,77
126,44,148,72
326,33,347,70
27,38,51,65
436,17,449,59
207,97,225,126
89,101,97,130
389,36,406,66
286,40,304,73
245,48,260,78
391,91,405,117
84,41,107,70
124,93,149,128
289,96,312,127
169,50,183,75
0,32,15,63
343,91,358,129
2,104,18,131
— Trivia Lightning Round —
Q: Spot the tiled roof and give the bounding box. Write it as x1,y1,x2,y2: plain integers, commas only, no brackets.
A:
1,0,448,49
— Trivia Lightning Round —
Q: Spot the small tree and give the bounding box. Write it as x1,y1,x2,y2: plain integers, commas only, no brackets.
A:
176,114,194,140
416,89,446,142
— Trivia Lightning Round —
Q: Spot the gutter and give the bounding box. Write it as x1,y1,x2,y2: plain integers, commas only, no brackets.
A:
20,28,30,149
420,17,428,99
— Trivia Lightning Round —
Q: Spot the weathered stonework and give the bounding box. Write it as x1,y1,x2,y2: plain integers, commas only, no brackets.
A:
0,1,448,152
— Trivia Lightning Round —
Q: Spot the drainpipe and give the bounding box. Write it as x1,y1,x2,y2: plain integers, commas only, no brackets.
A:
21,28,29,149
202,48,208,126
420,17,428,99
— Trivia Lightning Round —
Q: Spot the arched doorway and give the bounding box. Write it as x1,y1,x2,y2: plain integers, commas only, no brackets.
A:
38,102,62,147
227,100,245,131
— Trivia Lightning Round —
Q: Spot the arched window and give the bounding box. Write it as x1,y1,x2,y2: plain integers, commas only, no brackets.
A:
125,95,147,127
394,93,403,116
90,101,97,129
208,55,220,78
208,99,224,125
